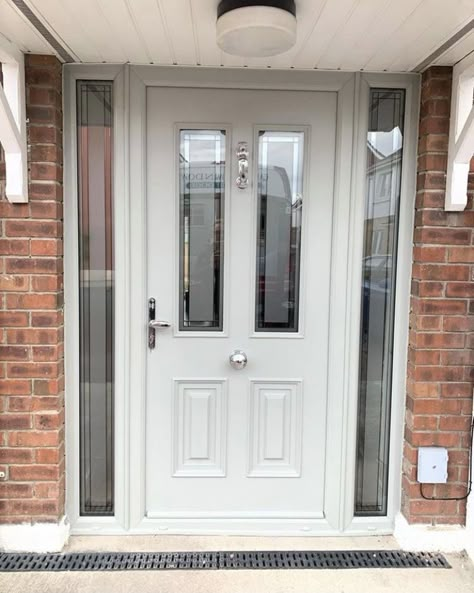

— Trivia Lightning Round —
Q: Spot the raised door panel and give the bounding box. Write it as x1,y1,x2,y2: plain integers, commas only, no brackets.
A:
248,381,302,477
173,380,227,477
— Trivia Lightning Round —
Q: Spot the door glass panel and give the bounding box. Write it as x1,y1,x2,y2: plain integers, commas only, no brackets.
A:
355,89,405,516
179,130,225,331
77,81,114,516
255,131,304,332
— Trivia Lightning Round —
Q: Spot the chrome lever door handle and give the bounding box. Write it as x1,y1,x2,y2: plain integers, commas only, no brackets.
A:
148,320,171,328
148,297,170,349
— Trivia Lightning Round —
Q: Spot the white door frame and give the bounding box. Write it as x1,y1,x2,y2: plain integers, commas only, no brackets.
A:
63,64,420,535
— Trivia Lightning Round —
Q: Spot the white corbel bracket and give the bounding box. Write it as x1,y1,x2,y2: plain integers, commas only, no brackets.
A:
0,35,28,203
445,53,474,211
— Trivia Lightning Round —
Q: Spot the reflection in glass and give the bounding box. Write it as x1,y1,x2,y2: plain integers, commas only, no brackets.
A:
355,89,405,515
77,81,114,515
179,130,225,331
255,131,304,332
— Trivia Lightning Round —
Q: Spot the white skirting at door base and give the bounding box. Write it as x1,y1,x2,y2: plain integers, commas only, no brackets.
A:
394,513,467,554
0,516,70,552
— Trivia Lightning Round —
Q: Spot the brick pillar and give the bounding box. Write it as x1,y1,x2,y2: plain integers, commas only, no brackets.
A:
402,66,474,525
0,55,65,525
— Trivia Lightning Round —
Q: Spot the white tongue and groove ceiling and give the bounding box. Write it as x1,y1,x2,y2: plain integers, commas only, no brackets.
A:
0,0,473,70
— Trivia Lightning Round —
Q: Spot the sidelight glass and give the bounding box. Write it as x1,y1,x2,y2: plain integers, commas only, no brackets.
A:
179,129,225,331
355,89,405,516
77,81,114,516
255,131,304,332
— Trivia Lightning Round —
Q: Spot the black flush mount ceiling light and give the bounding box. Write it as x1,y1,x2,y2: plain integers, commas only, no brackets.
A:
216,0,297,58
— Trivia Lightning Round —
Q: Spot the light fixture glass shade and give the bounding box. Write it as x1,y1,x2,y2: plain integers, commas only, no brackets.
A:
216,6,296,58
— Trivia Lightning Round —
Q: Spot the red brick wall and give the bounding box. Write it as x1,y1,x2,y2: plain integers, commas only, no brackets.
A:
0,55,64,523
402,66,474,525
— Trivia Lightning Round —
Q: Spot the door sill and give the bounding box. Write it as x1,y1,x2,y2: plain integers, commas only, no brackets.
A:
140,513,327,536
70,516,394,536
65,532,398,551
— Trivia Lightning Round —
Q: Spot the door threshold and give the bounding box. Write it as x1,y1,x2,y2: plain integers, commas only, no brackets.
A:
65,534,399,553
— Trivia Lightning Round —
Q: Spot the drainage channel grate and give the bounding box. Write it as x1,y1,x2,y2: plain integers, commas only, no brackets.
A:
0,550,450,572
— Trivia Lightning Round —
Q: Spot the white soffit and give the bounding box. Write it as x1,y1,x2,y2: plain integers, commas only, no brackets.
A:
434,29,474,67
0,0,472,70
0,0,50,54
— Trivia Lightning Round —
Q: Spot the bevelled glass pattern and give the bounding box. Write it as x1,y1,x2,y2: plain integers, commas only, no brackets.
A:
255,131,304,332
179,130,225,331
77,81,114,516
355,89,405,516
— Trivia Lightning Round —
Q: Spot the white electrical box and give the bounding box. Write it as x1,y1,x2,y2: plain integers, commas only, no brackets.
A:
417,447,448,484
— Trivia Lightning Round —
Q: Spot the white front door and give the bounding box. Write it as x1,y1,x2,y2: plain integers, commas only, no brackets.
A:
145,87,336,529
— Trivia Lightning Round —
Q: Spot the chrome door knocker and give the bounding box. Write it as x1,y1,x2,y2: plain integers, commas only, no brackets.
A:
236,142,249,189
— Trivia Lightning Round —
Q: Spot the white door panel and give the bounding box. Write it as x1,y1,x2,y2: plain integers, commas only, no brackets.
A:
146,87,336,520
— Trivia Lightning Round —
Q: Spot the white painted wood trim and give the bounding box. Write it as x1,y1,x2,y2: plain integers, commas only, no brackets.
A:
445,52,474,211
0,36,28,203
0,516,70,552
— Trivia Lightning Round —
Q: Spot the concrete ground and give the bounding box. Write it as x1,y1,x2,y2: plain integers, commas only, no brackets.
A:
1,535,473,593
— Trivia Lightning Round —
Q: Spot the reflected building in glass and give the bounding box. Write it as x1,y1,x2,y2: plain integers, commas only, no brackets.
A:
355,89,405,516
77,81,114,516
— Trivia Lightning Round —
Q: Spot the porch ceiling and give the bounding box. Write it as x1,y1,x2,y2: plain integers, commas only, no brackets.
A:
0,0,473,71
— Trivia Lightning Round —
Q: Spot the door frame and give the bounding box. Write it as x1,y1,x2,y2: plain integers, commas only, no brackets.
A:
63,64,420,535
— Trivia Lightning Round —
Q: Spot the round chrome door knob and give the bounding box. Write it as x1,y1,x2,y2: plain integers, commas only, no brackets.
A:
229,350,247,370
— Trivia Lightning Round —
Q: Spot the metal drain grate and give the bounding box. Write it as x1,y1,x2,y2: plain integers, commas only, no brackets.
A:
0,550,450,572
